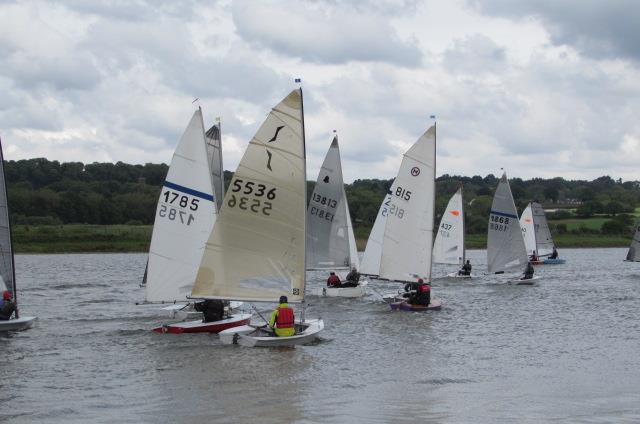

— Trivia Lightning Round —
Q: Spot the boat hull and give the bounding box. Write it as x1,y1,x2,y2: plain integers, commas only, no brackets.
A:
509,275,542,285
152,313,252,334
219,319,324,347
389,299,442,312
445,272,475,279
309,281,367,298
542,259,566,265
0,316,37,332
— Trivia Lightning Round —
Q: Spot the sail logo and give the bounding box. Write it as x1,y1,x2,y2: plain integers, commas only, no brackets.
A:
265,126,284,171
450,210,460,216
410,167,420,176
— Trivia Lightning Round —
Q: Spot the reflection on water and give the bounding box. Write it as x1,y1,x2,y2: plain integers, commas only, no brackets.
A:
0,249,639,422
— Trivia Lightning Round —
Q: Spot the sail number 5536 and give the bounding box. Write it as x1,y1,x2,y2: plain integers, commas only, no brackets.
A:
228,178,276,216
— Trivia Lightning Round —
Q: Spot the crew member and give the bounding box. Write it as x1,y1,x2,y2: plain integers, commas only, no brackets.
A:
409,280,431,306
459,260,472,276
0,290,15,320
523,261,535,280
342,267,360,287
194,299,225,323
268,296,295,337
549,247,559,259
327,272,341,287
530,251,539,262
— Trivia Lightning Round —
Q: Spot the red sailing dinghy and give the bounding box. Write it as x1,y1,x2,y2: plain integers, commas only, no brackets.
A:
143,108,250,333
366,122,443,311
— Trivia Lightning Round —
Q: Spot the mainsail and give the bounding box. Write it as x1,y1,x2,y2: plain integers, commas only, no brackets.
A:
521,202,555,257
192,89,306,302
0,137,16,306
306,136,357,270
519,203,536,257
487,172,528,273
626,225,640,261
344,191,360,270
360,194,391,276
145,108,217,302
378,125,436,282
205,122,225,213
433,187,465,265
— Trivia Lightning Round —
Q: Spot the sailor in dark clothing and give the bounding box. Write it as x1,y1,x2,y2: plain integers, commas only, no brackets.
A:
327,272,341,287
0,290,15,320
193,299,226,323
549,247,558,259
409,280,431,306
342,268,360,287
522,261,535,280
458,260,472,276
402,281,419,298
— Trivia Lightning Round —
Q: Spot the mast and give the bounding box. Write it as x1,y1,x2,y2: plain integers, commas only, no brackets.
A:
530,202,538,258
299,83,307,323
0,137,18,318
461,183,466,265
217,117,225,204
431,117,437,282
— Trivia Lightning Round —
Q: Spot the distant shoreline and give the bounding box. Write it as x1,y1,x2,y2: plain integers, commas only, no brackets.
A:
11,224,631,254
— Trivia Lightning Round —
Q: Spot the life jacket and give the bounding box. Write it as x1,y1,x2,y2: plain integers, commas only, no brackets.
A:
327,275,341,286
418,284,431,294
276,305,294,329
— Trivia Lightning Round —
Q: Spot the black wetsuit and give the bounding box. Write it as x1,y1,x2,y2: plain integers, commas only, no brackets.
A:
523,262,535,279
194,299,225,323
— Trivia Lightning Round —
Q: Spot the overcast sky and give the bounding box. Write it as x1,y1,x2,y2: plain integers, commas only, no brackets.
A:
1,0,638,182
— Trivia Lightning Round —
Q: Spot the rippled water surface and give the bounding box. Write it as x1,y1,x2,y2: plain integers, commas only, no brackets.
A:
1,249,640,423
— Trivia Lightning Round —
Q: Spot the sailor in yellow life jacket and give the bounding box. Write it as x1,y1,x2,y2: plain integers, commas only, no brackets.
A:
268,296,295,337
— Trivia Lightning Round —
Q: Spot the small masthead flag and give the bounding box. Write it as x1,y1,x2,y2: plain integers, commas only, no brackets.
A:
294,78,301,83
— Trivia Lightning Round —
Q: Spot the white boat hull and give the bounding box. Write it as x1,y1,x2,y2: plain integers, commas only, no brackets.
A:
219,319,324,347
0,316,37,332
309,281,367,298
445,272,475,279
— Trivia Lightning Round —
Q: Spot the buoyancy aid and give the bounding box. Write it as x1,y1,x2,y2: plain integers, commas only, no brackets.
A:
275,305,294,328
327,275,341,286
418,284,431,293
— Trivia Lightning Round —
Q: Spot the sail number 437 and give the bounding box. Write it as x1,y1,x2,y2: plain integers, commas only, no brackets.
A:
228,178,276,216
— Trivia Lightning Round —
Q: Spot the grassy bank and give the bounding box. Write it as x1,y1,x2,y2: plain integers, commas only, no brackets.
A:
11,224,631,254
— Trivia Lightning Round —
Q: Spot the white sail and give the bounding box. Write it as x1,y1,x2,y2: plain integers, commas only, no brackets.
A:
0,137,15,299
379,125,436,282
360,194,391,276
487,172,528,273
626,224,640,261
531,202,554,256
192,89,306,302
433,187,465,265
306,137,352,270
145,109,216,303
205,123,225,213
344,191,360,270
520,203,537,257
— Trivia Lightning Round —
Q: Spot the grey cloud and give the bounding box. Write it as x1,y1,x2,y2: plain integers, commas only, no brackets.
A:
469,0,640,61
443,34,507,75
232,0,422,66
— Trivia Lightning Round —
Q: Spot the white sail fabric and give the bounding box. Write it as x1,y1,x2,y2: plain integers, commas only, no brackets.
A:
360,194,391,275
0,138,15,299
192,89,306,302
344,191,360,270
531,202,554,256
145,108,217,303
433,187,465,265
487,173,528,273
520,203,537,257
379,125,436,282
306,137,352,269
626,225,640,261
205,123,225,213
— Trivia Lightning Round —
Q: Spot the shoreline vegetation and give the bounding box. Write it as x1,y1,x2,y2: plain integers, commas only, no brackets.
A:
12,224,632,254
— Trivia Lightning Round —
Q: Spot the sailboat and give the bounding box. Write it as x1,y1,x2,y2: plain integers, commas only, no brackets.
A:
145,108,250,333
520,202,565,265
307,136,367,298
487,172,539,284
433,186,473,278
368,124,442,311
192,89,324,347
625,224,640,262
0,137,36,332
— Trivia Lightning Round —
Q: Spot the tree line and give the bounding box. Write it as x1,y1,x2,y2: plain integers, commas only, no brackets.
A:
5,158,640,234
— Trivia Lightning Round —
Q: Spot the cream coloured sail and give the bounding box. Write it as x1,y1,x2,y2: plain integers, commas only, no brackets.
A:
625,225,640,261
145,108,217,303
345,191,360,270
192,89,306,302
487,173,528,273
306,136,355,270
378,125,436,282
520,203,537,257
360,194,391,276
433,187,465,265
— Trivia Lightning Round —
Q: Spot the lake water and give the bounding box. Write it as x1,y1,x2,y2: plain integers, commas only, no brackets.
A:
1,248,639,423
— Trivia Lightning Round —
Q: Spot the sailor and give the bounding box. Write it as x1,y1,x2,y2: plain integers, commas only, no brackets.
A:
402,280,419,298
549,247,559,259
530,251,539,262
327,272,341,287
458,260,472,276
409,280,431,306
268,296,295,337
523,261,535,280
0,290,15,320
193,299,225,323
342,267,360,287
